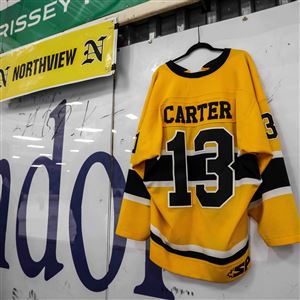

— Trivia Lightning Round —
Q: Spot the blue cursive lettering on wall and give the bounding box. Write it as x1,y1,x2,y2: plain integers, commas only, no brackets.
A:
0,159,11,269
135,239,174,300
0,99,173,299
16,100,66,280
69,151,126,291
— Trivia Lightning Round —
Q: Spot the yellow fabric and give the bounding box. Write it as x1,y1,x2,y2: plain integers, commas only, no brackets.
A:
116,49,300,283
117,199,150,241
249,194,300,246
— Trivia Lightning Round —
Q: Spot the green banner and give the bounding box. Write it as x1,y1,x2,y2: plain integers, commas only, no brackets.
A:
0,0,148,53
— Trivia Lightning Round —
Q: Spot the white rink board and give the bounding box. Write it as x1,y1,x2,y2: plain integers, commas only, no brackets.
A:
0,78,115,299
0,2,299,300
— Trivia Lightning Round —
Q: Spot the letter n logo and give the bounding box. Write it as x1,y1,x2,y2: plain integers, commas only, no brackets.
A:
0,66,10,88
82,36,107,65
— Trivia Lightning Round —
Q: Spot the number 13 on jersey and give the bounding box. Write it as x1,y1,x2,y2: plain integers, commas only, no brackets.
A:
166,128,235,209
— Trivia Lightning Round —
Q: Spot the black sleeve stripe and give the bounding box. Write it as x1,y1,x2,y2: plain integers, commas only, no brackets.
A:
144,153,261,182
124,169,150,200
144,156,173,181
251,157,291,202
233,154,260,181
144,154,217,182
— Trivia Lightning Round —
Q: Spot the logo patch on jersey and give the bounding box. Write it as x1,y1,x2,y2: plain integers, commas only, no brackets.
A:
227,256,250,279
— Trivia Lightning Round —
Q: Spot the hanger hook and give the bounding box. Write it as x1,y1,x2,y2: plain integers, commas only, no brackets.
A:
197,26,200,43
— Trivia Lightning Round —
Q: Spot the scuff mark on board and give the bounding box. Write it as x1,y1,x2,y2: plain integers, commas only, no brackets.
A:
170,286,195,297
11,288,39,300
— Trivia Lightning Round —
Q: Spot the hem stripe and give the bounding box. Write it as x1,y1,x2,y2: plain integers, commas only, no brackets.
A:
150,230,249,265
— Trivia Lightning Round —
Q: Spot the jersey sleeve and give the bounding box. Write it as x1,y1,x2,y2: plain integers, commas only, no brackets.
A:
245,52,300,246
116,69,162,240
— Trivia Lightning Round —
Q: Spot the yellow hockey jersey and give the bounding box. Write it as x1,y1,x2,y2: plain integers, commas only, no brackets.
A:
116,48,300,283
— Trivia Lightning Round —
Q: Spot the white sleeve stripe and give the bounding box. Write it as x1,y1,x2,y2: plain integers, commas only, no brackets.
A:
262,186,292,200
248,186,293,210
235,178,262,186
161,150,282,158
145,180,217,187
162,147,240,156
272,151,283,158
162,148,219,156
145,179,262,188
123,192,150,206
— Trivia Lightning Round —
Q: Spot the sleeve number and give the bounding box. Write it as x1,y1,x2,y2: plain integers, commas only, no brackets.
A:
262,112,278,139
166,128,234,208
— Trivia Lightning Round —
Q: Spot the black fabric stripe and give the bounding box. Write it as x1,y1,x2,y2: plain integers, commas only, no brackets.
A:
144,156,173,181
124,169,150,199
251,157,290,202
144,154,216,182
144,153,261,183
150,232,249,265
233,154,260,180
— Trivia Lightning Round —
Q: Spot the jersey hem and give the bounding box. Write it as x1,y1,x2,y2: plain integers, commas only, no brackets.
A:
150,239,251,283
115,228,149,241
